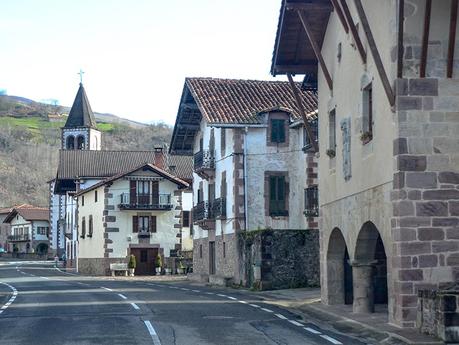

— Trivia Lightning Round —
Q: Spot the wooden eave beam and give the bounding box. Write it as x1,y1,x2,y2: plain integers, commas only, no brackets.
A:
330,0,349,34
354,0,395,107
286,3,333,11
447,0,458,78
296,10,333,91
273,63,318,74
420,0,432,78
339,0,367,63
287,73,319,153
397,0,405,78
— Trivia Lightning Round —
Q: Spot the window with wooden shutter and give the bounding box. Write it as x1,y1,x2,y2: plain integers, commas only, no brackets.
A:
329,109,336,152
151,181,159,205
221,128,226,156
150,216,157,233
132,216,138,233
130,180,136,204
269,175,288,216
182,211,190,228
81,217,86,238
88,215,93,237
270,119,286,143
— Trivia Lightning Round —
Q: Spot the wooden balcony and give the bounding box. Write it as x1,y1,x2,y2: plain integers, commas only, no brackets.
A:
192,201,215,230
8,234,30,242
119,193,173,211
193,150,215,179
211,197,226,219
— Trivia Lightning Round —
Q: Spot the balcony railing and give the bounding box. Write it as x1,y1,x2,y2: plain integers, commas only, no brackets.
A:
119,193,172,210
138,229,151,238
211,197,226,219
192,201,212,222
304,186,319,217
194,150,215,178
8,234,30,242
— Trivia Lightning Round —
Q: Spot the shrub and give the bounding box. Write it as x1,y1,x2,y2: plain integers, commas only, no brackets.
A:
128,254,136,269
155,253,162,268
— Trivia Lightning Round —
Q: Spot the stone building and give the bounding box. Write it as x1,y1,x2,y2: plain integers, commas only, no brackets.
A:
75,163,188,275
170,77,320,288
271,0,459,334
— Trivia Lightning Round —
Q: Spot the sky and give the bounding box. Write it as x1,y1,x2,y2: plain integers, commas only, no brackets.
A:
0,0,293,125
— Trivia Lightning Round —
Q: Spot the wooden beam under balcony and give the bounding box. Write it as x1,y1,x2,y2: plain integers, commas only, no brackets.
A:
420,0,432,78
447,0,458,78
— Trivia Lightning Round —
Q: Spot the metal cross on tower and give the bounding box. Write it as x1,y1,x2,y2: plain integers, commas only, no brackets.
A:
78,69,85,84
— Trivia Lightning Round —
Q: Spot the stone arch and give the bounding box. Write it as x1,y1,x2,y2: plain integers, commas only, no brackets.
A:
77,135,85,150
326,228,353,305
66,135,75,150
36,243,48,255
353,221,388,313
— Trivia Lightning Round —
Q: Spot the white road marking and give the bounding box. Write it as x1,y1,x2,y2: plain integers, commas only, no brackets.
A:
117,294,128,300
238,300,248,304
101,287,113,292
249,304,260,308
260,308,274,313
227,296,237,300
275,313,287,320
304,327,321,335
191,290,200,293
288,320,303,327
320,334,343,344
144,320,162,345
20,272,26,275
205,292,214,295
217,294,227,297
0,282,18,315
130,303,140,310
40,277,49,280
180,288,189,291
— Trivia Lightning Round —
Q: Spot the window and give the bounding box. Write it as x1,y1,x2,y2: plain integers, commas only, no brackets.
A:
81,217,86,238
77,136,85,150
269,175,288,216
199,244,203,258
133,216,156,233
362,83,373,142
328,109,336,154
66,135,75,150
304,186,319,217
88,215,93,237
270,119,286,143
303,119,318,150
81,195,84,206
182,211,190,228
94,191,98,203
223,242,226,258
221,128,226,156
37,227,48,236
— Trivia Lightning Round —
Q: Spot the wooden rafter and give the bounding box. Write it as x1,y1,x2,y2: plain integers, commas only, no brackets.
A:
296,10,333,91
330,0,349,34
397,0,405,78
420,0,432,78
353,0,395,107
339,0,367,63
287,73,319,153
447,0,458,78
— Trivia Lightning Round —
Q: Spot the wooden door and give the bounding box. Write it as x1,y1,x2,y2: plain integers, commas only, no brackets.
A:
131,248,158,275
209,241,216,275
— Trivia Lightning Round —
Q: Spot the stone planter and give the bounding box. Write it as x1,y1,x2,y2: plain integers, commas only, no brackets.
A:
177,268,185,275
165,268,172,275
155,267,161,275
128,268,135,277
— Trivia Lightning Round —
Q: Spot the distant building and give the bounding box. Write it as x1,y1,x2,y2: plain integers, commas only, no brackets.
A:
3,206,50,255
75,162,189,275
0,204,34,253
170,77,319,288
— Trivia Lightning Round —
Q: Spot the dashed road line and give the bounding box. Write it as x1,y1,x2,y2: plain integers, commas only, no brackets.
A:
191,289,200,293
216,294,227,297
320,334,343,344
130,302,140,310
304,327,321,335
205,292,214,295
275,313,288,320
288,320,303,327
227,296,237,300
248,304,260,308
260,307,274,313
101,287,114,292
238,300,248,304
144,320,162,345
40,276,49,280
117,294,128,300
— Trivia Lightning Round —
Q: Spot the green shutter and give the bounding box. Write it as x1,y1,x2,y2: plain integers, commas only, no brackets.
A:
278,120,285,143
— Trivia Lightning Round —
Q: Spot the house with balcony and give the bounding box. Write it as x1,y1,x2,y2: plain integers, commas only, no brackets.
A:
3,206,50,256
75,162,189,275
170,77,320,289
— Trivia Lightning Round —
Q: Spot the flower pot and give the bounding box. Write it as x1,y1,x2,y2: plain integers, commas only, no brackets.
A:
128,268,135,276
155,267,161,275
177,268,184,275
165,268,171,275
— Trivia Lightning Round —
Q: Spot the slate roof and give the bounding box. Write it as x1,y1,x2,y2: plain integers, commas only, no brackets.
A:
75,163,189,197
56,150,193,181
185,77,318,124
4,207,49,223
64,83,97,129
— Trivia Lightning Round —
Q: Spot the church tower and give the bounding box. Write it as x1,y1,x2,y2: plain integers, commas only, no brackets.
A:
61,83,101,151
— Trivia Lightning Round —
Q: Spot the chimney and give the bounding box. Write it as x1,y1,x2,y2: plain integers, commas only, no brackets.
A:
154,147,165,169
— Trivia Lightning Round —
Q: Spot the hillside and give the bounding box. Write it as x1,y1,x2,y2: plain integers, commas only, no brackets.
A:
0,96,173,208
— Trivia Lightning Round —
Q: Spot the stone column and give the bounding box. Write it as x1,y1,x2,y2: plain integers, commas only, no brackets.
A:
352,261,376,313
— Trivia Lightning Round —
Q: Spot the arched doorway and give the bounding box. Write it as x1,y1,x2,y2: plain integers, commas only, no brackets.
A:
36,243,48,256
66,135,75,149
326,228,353,305
353,221,388,313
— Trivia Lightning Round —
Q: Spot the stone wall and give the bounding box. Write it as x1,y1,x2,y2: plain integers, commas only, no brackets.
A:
192,237,209,281
78,257,126,276
392,77,459,327
417,286,459,343
238,229,320,290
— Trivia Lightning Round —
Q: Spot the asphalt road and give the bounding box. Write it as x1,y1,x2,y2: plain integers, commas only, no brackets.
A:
0,261,369,345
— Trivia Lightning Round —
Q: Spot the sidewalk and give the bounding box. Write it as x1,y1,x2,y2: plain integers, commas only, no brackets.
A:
244,288,443,345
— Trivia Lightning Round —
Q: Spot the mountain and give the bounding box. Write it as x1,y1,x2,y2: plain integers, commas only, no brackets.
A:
0,94,173,208
0,95,148,129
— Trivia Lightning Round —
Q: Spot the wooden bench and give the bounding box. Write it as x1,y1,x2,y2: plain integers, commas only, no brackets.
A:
110,263,129,276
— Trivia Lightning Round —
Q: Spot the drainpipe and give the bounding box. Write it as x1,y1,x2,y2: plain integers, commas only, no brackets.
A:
243,127,248,231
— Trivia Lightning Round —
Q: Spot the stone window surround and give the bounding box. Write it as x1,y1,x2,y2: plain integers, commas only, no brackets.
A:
264,171,289,218
360,74,374,144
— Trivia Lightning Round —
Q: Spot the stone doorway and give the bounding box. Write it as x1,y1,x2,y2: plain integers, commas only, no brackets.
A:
353,222,388,313
326,228,353,305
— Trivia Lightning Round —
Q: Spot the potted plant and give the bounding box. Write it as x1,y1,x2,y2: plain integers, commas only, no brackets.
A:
360,131,373,144
326,148,336,158
164,263,171,275
155,254,162,275
128,254,136,276
177,261,186,275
